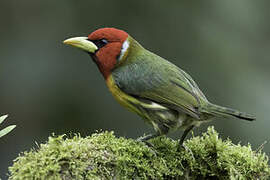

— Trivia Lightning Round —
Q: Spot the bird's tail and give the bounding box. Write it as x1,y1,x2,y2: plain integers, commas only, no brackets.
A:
202,103,256,121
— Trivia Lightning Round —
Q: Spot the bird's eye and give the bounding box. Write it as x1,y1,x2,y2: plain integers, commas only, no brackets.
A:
101,39,108,44
92,39,108,49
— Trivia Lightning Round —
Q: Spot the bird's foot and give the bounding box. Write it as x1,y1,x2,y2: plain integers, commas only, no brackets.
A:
136,135,158,156
137,133,159,142
178,143,188,151
136,134,159,148
137,140,157,156
178,143,195,160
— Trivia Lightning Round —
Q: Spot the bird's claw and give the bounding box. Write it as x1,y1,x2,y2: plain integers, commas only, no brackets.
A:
178,143,195,160
136,139,157,156
178,143,188,151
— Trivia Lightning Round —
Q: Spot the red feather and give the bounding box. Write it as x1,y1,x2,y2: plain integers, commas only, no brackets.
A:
88,28,128,79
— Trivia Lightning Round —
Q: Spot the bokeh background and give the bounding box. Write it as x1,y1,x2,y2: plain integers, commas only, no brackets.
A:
0,0,269,178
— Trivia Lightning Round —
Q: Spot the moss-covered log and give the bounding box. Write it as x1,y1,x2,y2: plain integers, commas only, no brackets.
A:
8,127,270,179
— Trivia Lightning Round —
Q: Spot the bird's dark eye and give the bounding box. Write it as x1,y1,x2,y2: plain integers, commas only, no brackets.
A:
92,39,108,49
101,39,108,44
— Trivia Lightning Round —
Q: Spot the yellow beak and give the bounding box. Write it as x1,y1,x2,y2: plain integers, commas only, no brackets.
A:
63,37,98,53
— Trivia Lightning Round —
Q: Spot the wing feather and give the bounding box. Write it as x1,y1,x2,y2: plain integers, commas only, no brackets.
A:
112,49,205,119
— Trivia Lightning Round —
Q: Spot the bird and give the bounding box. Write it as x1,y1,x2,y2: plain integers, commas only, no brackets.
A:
63,27,255,148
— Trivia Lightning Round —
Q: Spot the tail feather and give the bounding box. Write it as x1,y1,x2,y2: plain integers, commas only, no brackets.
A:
203,103,256,121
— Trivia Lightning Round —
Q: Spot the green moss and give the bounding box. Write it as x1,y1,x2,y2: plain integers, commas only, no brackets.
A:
8,127,270,180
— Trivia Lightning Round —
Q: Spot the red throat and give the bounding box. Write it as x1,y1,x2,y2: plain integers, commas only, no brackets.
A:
88,28,128,79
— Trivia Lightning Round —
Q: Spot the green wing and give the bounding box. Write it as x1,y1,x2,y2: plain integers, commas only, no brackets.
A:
112,49,207,119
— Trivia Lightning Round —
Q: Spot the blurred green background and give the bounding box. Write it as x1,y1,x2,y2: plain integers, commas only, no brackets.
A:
0,0,269,178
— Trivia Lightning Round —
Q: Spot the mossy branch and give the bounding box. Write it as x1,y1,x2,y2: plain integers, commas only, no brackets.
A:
8,127,270,179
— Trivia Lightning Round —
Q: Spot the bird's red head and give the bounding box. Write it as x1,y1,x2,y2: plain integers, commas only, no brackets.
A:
87,28,129,79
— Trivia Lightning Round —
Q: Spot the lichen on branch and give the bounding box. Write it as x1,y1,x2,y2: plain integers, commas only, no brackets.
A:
8,127,270,180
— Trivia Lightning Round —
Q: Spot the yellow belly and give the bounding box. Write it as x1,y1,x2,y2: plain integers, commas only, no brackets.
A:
106,75,144,116
105,75,185,134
